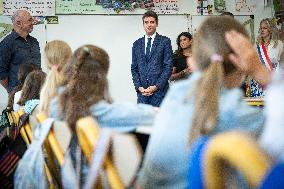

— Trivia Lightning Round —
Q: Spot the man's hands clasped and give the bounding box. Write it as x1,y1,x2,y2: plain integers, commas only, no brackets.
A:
138,85,158,96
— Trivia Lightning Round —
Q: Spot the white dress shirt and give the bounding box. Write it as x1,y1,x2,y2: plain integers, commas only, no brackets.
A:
144,32,156,54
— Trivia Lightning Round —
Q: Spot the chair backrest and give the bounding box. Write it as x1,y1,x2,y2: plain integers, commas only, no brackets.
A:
52,121,72,153
18,109,32,144
111,133,142,186
36,113,64,188
36,113,64,166
203,131,271,189
7,110,31,145
76,116,124,189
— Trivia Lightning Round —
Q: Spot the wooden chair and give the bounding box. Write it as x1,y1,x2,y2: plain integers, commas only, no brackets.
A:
204,132,271,189
36,113,65,189
76,116,125,189
17,109,33,144
36,113,65,165
6,110,31,145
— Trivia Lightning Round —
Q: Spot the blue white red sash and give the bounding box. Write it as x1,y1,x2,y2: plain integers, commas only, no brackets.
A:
256,43,273,71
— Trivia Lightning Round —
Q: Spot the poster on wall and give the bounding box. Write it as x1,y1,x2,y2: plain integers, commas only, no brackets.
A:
56,0,179,14
0,16,13,40
56,0,98,14
0,0,3,15
235,0,256,13
56,0,150,14
152,0,179,14
214,0,226,12
196,0,213,15
2,0,55,16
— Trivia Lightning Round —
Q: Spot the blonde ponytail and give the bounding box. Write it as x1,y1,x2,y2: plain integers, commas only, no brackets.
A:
189,58,224,145
38,69,62,114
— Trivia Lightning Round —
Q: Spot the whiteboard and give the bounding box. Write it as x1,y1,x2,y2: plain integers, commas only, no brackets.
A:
45,15,189,103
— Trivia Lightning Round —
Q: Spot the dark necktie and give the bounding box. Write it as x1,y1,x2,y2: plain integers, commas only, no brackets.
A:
146,37,152,62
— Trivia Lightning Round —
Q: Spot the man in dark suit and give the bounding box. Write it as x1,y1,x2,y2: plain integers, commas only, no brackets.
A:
131,10,173,107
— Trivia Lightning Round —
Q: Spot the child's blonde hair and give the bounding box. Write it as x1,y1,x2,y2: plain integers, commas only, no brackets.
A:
189,16,249,144
39,40,72,114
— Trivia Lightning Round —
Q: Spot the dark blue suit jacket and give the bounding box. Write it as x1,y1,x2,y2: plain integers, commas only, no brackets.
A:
131,33,173,106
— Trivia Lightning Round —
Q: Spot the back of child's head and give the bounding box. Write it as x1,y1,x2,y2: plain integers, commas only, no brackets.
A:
189,16,249,144
7,63,39,108
18,63,40,86
71,45,109,79
44,40,72,72
193,16,248,74
18,70,46,106
59,44,110,132
39,40,72,113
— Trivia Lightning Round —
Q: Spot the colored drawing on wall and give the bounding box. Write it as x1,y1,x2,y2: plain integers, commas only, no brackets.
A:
56,0,99,14
0,22,12,39
0,0,3,15
196,0,213,15
152,0,179,14
214,0,226,12
3,0,55,16
56,0,155,14
46,16,59,24
235,0,256,13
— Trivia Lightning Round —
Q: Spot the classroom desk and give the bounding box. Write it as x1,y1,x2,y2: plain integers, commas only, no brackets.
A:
243,98,264,106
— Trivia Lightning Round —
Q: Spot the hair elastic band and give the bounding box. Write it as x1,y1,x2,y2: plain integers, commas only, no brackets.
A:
210,54,223,63
83,46,90,54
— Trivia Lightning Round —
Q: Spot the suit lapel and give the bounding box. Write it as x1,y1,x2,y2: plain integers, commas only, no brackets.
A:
148,33,160,61
139,37,146,63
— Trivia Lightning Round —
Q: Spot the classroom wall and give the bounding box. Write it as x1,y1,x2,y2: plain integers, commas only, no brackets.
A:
45,15,189,103
0,0,274,109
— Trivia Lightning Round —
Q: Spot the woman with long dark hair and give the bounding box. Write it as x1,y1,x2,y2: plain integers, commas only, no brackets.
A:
170,32,194,81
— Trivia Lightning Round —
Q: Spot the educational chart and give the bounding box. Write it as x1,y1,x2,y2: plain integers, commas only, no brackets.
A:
235,0,256,13
56,0,180,14
0,0,3,15
152,0,179,14
214,0,226,12
0,22,12,39
56,0,99,14
196,0,213,15
2,0,55,16
56,0,145,14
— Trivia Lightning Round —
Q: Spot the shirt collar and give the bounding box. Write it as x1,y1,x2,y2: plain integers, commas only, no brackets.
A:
11,30,31,40
145,32,157,41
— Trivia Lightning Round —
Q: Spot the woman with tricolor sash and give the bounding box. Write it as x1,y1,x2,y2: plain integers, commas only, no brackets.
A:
248,18,284,97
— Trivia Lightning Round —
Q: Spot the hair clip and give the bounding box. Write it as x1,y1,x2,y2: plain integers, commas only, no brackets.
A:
210,54,223,63
83,46,90,54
